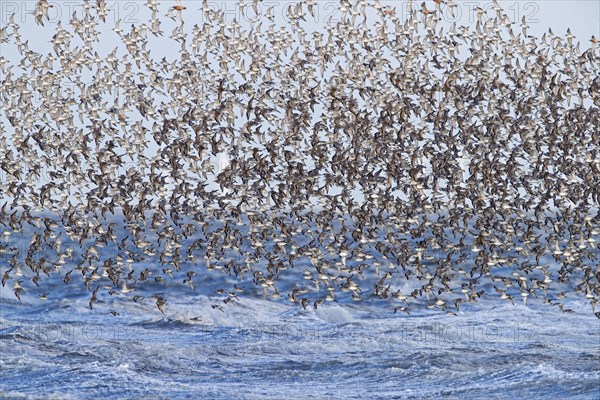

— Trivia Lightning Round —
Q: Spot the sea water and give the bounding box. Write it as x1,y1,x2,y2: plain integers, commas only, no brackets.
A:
1,230,599,399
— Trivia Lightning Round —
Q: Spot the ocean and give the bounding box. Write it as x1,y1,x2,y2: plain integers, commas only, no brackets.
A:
1,231,598,399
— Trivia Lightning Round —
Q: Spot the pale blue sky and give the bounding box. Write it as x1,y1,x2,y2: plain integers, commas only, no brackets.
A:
0,1,598,202
0,1,598,38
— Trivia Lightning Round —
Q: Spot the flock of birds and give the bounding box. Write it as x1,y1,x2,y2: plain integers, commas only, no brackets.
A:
0,0,599,317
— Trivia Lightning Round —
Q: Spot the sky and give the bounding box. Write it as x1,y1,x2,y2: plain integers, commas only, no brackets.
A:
0,0,598,205
0,1,598,40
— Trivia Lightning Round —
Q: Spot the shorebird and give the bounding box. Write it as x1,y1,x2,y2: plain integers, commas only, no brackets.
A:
0,0,597,318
